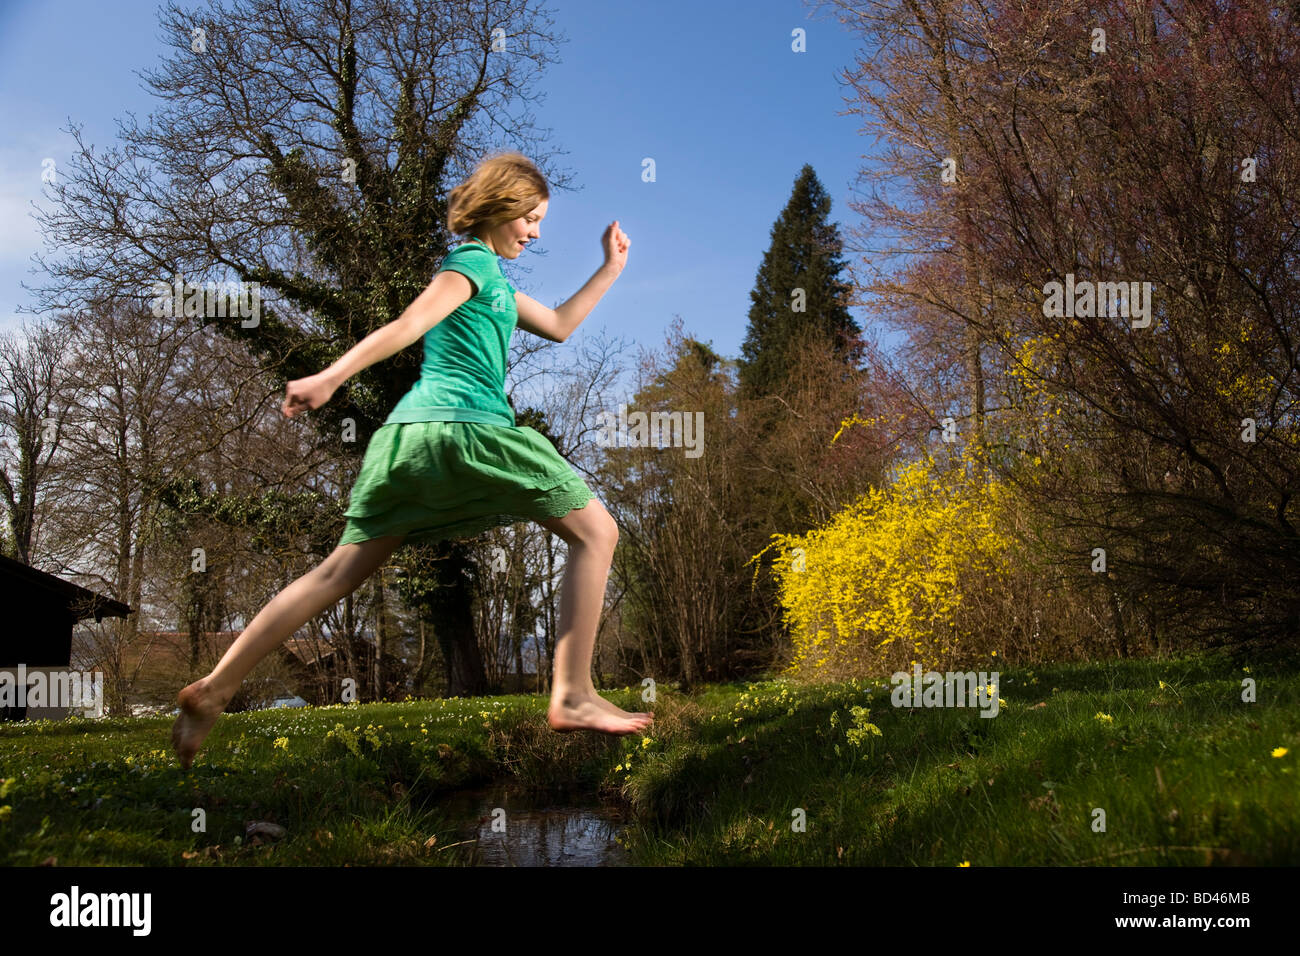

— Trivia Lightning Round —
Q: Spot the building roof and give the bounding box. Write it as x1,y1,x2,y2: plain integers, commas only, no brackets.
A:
0,552,131,620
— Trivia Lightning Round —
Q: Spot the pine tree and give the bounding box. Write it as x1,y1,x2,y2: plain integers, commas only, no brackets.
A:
737,165,862,402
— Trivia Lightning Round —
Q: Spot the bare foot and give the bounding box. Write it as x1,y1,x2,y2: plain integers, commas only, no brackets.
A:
171,677,233,769
585,689,656,723
548,692,654,735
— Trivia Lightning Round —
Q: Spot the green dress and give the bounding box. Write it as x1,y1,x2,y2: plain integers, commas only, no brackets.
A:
336,239,593,548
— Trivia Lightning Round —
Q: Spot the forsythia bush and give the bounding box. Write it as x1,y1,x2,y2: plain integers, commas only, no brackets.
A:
755,443,1019,681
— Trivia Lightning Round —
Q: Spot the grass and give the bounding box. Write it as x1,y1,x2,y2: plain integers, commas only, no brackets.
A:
0,653,1295,865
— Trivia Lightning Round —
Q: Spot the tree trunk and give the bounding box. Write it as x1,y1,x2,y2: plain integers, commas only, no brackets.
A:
1108,586,1129,658
514,624,524,690
373,572,386,700
912,0,986,473
341,592,356,700
413,618,438,696
542,534,556,694
430,541,487,697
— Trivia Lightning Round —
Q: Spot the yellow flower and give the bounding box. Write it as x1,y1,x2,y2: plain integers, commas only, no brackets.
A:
273,737,289,750
1158,680,1168,690
1272,747,1288,758
957,861,970,867
641,737,652,749
614,763,623,771
1094,712,1114,724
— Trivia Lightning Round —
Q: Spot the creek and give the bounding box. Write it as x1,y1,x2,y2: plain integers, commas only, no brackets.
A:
437,781,632,866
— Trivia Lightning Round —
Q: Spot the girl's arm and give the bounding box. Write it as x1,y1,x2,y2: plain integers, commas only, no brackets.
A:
518,221,630,344
281,270,474,419
553,262,622,343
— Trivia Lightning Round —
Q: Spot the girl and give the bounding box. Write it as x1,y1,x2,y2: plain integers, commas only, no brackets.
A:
172,151,652,769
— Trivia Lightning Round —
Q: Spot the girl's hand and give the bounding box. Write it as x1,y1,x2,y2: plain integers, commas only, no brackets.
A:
602,220,630,273
282,371,338,418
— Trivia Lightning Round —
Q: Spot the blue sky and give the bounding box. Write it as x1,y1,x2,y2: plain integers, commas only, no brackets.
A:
0,0,886,371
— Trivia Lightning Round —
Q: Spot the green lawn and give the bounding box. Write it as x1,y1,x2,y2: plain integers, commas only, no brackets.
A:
1,653,1295,865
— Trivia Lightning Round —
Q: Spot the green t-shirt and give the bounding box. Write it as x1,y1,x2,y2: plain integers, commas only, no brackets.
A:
384,238,518,427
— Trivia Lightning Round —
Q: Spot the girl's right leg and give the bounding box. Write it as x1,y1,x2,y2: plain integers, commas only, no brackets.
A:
171,533,407,768
537,498,654,735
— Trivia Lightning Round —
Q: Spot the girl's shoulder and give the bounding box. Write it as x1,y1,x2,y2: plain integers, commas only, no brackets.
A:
438,239,513,296
449,238,496,257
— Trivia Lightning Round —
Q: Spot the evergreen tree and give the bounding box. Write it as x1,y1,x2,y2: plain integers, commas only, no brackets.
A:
737,165,862,402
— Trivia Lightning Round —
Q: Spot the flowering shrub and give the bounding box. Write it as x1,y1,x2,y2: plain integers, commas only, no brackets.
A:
756,442,1019,680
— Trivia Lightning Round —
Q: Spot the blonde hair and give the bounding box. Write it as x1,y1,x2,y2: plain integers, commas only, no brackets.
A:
446,151,549,236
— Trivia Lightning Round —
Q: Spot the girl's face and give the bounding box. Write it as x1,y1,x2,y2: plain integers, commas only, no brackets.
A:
480,200,547,259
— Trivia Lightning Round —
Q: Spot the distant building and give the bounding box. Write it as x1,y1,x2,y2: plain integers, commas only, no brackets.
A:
101,629,408,711
0,553,131,720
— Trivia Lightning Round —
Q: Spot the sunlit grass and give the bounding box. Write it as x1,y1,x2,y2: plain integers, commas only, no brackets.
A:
0,654,1294,866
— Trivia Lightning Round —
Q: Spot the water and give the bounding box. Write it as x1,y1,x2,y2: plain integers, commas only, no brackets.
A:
437,782,632,866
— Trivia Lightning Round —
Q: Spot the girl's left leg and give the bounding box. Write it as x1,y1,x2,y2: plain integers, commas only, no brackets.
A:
171,534,406,767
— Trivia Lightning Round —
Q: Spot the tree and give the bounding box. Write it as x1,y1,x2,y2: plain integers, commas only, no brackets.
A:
594,313,884,685
737,164,863,403
824,0,1300,654
728,168,883,666
32,0,571,696
0,320,75,565
603,323,740,687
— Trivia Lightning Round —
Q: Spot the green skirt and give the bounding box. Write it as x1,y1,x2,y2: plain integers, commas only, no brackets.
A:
337,421,595,548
